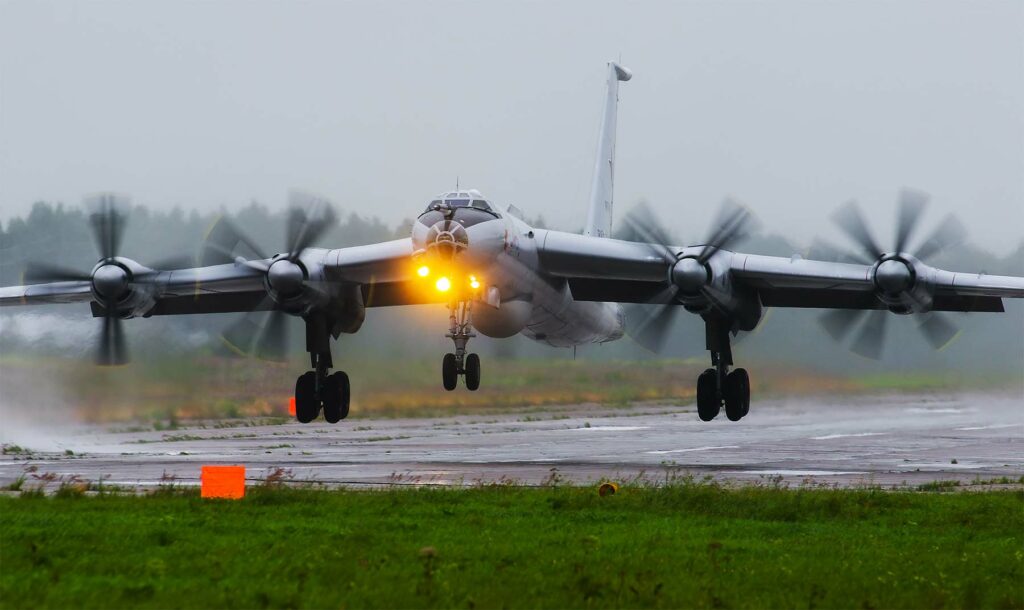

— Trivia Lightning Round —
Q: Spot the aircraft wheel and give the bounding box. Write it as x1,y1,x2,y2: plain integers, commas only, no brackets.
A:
295,371,319,423
740,369,751,417
464,353,481,391
442,353,458,391
323,371,351,423
724,368,750,421
696,369,719,422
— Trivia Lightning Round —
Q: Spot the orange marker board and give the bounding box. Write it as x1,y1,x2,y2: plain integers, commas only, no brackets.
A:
289,397,296,416
201,465,246,499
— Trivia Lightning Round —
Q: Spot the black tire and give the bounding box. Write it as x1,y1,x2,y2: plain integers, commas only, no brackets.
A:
294,371,319,423
323,371,351,423
725,368,750,421
696,369,719,422
442,353,458,391
464,353,481,391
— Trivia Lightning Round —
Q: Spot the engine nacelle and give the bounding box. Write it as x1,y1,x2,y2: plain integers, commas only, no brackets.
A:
670,251,763,332
870,253,936,314
473,299,532,338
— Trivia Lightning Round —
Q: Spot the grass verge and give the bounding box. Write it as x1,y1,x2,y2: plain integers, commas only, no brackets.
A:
1,484,1021,609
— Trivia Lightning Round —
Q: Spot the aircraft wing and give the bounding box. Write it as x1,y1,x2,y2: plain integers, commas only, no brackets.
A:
0,281,95,306
0,238,439,315
536,230,1023,312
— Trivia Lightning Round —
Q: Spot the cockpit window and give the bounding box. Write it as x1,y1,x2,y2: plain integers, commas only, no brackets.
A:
423,189,499,216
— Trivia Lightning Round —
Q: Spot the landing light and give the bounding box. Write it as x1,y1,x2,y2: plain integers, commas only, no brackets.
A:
417,265,430,278
435,276,451,292
469,276,480,290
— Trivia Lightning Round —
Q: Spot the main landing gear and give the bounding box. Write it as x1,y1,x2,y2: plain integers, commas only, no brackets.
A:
695,316,750,422
442,300,482,391
294,314,351,424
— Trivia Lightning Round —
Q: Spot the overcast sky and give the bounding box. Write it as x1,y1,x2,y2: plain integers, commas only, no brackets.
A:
1,0,1022,255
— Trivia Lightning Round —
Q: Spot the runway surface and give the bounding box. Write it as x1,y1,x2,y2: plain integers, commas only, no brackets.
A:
2,392,1022,489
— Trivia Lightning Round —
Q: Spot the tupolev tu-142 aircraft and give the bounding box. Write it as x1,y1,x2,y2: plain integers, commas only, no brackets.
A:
2,62,1022,425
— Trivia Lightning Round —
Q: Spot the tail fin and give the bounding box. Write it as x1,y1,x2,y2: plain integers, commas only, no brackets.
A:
584,61,632,238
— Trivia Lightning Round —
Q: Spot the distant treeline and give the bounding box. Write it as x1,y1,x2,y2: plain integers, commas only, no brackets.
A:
0,201,405,286
1,201,1022,374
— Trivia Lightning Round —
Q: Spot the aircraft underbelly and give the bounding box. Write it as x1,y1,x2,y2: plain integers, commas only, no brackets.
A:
519,279,624,347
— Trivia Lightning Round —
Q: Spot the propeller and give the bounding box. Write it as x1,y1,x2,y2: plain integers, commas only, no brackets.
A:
818,189,967,358
19,194,179,365
203,191,337,361
619,200,756,352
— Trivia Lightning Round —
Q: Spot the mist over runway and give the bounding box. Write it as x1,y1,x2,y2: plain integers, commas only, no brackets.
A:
2,392,1021,490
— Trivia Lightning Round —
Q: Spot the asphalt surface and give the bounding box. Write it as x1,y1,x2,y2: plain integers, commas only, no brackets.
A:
1,392,1022,489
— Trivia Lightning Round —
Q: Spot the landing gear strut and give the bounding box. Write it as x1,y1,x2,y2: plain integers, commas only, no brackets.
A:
294,313,351,423
696,316,750,422
442,300,482,391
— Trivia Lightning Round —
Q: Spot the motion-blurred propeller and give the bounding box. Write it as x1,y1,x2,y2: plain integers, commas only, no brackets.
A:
620,200,756,352
203,191,337,361
818,189,967,358
19,194,191,365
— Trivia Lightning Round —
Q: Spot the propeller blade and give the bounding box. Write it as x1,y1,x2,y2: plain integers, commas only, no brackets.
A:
200,216,268,267
832,200,883,261
286,191,337,258
806,239,870,264
221,311,263,356
850,309,888,360
221,296,289,361
624,284,680,352
97,314,128,366
698,200,755,264
819,309,867,342
914,214,967,262
894,189,929,254
88,194,127,260
619,202,676,263
917,312,959,350
23,262,91,284
253,310,290,361
629,305,679,353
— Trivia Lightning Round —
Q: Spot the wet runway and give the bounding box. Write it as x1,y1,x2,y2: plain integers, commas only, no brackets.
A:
2,392,1022,489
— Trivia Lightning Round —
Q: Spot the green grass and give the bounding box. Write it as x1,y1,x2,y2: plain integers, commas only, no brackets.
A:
1,484,1021,609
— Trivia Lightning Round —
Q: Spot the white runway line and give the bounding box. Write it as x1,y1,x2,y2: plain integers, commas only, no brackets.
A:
810,432,887,440
956,423,1023,431
736,469,865,476
571,426,650,431
646,446,740,455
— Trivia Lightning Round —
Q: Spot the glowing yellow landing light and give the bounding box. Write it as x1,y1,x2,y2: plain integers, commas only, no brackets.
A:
469,275,480,290
417,265,430,277
435,276,452,292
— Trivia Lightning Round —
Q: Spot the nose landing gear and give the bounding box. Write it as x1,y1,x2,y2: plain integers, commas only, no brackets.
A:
294,314,351,424
695,316,751,422
442,300,482,391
